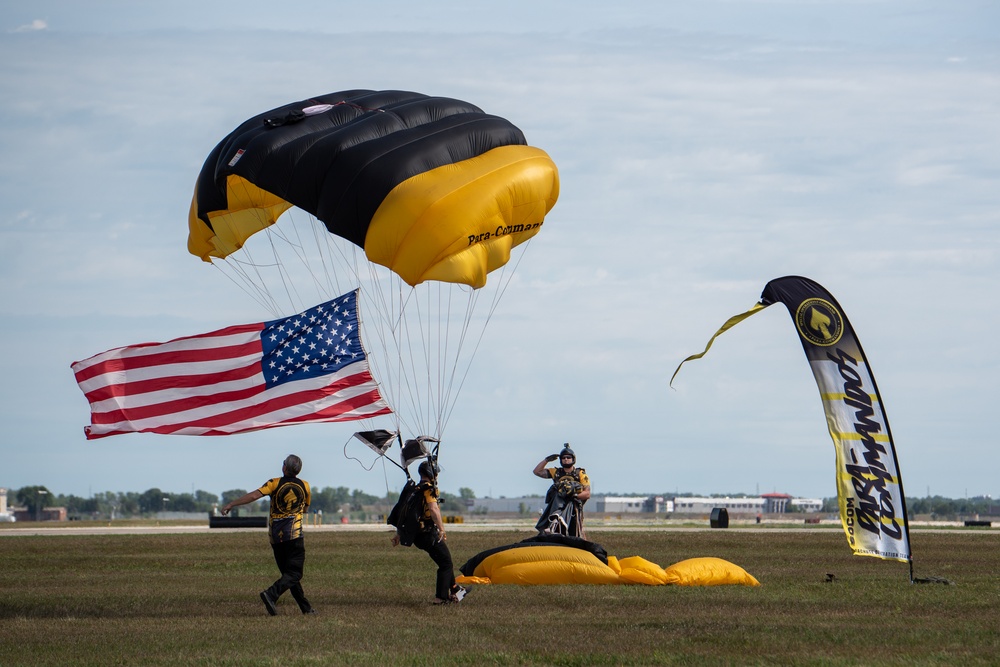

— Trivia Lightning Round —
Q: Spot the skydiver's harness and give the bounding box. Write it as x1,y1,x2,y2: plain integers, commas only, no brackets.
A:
538,467,588,538
387,479,437,547
364,431,443,546
547,468,587,504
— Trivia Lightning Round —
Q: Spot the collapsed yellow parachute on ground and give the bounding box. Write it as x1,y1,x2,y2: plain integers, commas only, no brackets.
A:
456,536,760,587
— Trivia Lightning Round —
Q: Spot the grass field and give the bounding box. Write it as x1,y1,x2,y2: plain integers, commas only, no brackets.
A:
1,526,998,666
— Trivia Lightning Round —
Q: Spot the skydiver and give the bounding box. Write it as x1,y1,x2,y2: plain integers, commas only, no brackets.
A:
389,458,467,604
221,454,316,615
533,443,591,538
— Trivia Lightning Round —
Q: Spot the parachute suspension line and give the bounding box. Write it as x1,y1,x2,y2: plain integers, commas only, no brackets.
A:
382,454,393,499
258,209,348,315
420,281,457,438
210,259,276,316
342,434,382,471
340,431,401,498
353,263,407,435
285,210,334,300
487,238,531,319
384,278,414,437
440,241,532,428
234,180,301,316
208,179,298,318
436,282,454,437
397,281,428,436
423,284,439,435
439,286,478,434
210,200,288,318
379,279,406,435
262,226,305,314
410,286,430,434
312,230,412,438
275,209,351,309
433,281,454,436
310,215,348,299
349,289,395,439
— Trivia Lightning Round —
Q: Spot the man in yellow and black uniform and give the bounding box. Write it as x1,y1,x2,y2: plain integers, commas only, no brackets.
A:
221,454,315,615
533,443,591,538
390,458,466,604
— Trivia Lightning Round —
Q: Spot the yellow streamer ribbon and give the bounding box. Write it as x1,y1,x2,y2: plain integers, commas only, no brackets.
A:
669,302,769,387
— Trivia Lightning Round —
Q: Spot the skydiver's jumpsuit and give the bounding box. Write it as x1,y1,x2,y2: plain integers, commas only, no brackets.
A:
413,481,458,601
259,476,314,613
535,467,590,538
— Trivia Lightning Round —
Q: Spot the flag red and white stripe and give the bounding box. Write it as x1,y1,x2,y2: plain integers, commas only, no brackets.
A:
72,291,391,439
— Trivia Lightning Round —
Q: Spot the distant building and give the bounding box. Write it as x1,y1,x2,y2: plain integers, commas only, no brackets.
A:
789,498,823,512
672,497,766,515
0,487,12,522
593,496,672,513
468,493,818,516
760,493,792,513
469,495,674,515
468,497,546,514
671,494,822,514
13,507,67,522
2,488,66,522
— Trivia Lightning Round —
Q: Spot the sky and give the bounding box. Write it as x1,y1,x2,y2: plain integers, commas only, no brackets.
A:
1,1,997,503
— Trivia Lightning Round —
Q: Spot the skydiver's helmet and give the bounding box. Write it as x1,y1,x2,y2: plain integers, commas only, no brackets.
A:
418,457,440,481
559,443,576,466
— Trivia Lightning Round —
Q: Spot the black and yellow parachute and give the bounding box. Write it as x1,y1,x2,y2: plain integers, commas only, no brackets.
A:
456,536,761,587
188,90,559,288
187,90,559,441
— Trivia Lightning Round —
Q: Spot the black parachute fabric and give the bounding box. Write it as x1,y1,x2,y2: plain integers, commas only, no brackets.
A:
459,534,609,576
192,90,526,249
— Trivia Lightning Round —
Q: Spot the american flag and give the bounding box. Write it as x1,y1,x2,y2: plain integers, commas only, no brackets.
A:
72,290,391,439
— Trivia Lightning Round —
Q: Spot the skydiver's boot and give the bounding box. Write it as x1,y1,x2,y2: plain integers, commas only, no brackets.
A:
290,583,314,614
259,590,277,616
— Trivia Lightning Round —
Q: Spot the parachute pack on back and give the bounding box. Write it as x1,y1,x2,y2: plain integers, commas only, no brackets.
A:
386,480,426,547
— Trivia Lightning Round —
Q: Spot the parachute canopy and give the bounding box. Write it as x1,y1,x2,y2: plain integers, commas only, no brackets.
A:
456,536,760,587
188,89,560,288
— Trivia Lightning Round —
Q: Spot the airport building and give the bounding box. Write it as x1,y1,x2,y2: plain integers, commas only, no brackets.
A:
468,493,817,516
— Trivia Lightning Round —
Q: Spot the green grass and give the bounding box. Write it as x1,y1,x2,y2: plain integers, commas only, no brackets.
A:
1,528,998,666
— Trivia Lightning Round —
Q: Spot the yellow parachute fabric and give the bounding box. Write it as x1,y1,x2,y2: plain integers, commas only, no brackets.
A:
365,146,556,288
455,546,759,587
662,557,761,587
463,545,621,585
187,90,559,289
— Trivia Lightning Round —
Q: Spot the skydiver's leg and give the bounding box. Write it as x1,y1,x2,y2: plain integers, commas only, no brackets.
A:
572,505,587,539
536,486,558,533
431,541,456,600
415,532,456,601
285,540,313,613
266,538,305,602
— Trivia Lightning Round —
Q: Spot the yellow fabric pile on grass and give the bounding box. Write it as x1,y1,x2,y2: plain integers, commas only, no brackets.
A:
456,545,759,587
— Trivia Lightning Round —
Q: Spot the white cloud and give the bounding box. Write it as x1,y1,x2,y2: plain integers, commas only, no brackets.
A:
12,19,47,33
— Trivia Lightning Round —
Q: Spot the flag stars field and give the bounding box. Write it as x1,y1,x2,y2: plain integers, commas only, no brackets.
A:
72,289,390,438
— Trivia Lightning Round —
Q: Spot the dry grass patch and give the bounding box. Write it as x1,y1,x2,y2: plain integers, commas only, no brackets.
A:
1,528,997,665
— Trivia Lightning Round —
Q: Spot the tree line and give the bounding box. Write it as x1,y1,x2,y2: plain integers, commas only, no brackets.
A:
7,486,995,521
679,492,997,518
820,494,997,519
8,484,475,521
